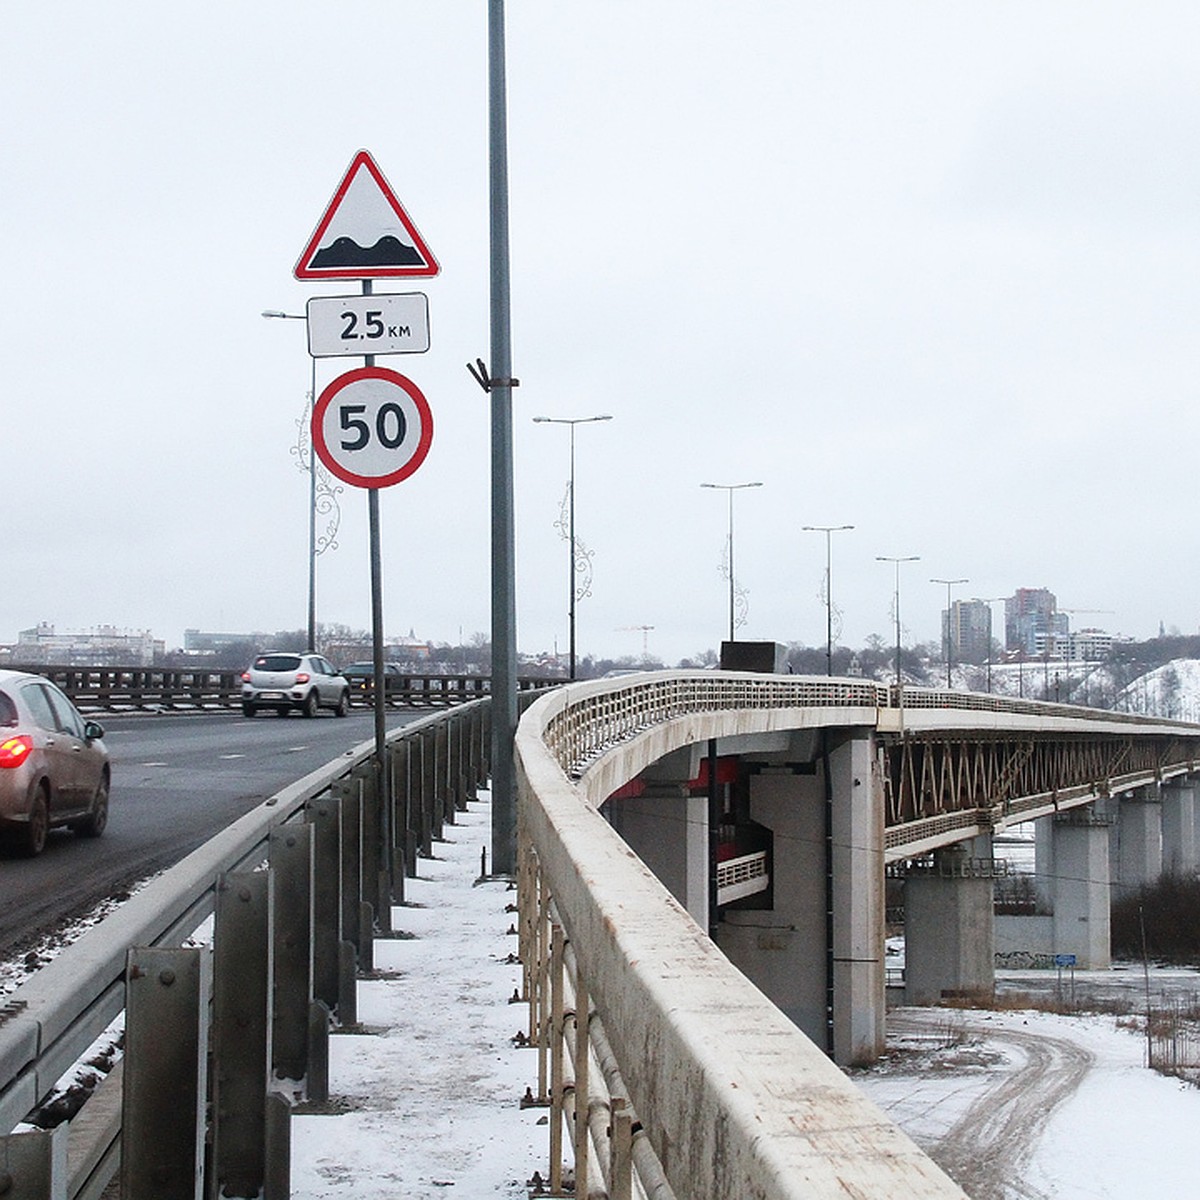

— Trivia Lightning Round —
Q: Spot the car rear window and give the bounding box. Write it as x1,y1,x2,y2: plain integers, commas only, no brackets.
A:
0,690,16,727
254,655,302,671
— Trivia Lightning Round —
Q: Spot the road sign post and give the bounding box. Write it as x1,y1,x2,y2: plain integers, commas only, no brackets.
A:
294,153,440,909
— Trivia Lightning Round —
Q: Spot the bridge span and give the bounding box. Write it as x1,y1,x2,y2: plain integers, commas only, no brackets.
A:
516,671,1200,1198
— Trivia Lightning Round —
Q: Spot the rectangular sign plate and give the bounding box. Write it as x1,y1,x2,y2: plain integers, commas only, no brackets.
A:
306,293,430,357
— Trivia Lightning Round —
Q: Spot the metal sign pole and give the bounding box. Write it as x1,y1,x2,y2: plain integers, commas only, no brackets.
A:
489,0,518,876
362,279,393,897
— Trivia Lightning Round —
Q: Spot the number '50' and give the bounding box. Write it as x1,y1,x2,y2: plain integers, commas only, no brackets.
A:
339,402,408,451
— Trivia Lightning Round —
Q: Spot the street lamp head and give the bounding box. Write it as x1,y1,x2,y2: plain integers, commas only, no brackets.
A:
261,309,305,320
532,414,614,425
701,481,763,490
803,524,854,533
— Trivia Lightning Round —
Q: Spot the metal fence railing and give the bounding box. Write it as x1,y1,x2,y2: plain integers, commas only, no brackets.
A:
0,698,496,1199
5,665,551,712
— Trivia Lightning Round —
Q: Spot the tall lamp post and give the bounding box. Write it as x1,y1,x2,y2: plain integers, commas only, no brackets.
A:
930,576,968,688
802,524,854,676
262,309,320,652
701,481,763,643
532,413,612,680
972,596,1004,693
876,556,920,687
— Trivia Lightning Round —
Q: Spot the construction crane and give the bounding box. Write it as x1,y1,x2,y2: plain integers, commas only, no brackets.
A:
617,625,655,658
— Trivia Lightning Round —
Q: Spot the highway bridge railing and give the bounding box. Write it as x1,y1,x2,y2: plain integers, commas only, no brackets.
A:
7,664,551,712
0,697,512,1200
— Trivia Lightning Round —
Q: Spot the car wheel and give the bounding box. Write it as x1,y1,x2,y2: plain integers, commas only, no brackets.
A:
302,690,319,718
242,701,257,718
19,787,49,858
335,690,349,718
74,775,109,838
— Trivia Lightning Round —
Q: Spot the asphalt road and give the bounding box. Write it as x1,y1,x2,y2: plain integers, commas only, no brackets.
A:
0,708,428,961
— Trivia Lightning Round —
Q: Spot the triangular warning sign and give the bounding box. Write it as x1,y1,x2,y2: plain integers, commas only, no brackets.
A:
294,150,439,281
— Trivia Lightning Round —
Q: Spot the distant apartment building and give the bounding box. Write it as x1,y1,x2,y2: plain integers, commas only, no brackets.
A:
15,622,163,666
1005,588,1069,655
943,599,993,664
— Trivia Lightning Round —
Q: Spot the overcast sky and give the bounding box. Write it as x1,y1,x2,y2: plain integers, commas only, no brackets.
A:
4,3,1198,666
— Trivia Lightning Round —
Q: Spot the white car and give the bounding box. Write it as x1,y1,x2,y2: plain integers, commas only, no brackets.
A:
240,653,350,718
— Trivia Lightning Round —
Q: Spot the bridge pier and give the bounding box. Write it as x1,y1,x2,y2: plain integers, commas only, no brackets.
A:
719,730,884,1066
905,839,995,1006
1114,784,1163,894
1162,779,1197,876
1050,810,1112,969
602,780,710,929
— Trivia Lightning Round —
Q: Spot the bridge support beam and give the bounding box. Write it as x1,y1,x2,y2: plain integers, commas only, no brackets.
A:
720,731,884,1066
905,841,994,1006
1162,779,1197,876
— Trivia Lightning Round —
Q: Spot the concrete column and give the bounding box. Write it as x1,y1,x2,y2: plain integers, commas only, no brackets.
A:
604,784,710,929
905,843,994,1006
1115,785,1163,894
830,733,885,1065
1050,811,1111,969
1034,815,1055,910
720,731,884,1066
1162,780,1196,876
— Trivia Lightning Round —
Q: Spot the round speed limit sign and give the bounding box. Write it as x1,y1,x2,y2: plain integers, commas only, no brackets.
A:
312,367,433,488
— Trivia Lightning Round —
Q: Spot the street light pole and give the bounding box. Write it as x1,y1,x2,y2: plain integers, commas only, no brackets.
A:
802,525,854,676
262,309,318,652
876,556,920,687
532,414,612,680
972,596,1004,694
701,481,763,643
931,576,968,689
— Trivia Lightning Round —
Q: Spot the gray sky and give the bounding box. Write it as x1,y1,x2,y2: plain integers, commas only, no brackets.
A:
4,3,1198,666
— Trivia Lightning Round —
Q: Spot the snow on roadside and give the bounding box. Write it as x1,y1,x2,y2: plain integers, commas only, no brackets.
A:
288,790,547,1199
852,1006,1200,1199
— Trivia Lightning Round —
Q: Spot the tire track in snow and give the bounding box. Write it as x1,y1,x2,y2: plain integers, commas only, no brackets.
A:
889,1011,1095,1200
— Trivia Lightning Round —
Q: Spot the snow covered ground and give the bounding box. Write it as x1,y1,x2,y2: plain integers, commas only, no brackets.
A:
852,1003,1200,1200
287,790,547,1199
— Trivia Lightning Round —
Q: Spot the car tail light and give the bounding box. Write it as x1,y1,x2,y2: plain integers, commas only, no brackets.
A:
294,672,310,684
241,671,251,682
0,735,33,768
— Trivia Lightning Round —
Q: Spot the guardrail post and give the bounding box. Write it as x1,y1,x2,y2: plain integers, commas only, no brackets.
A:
211,869,277,1200
361,762,392,936
573,974,590,1199
0,1123,67,1200
269,825,315,1088
336,776,373,976
392,737,417,880
549,923,565,1194
121,946,209,1200
306,796,341,1014
421,728,441,843
610,1097,633,1200
435,722,455,824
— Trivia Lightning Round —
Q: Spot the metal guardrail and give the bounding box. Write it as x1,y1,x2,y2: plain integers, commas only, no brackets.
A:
0,698,497,1199
8,665,552,712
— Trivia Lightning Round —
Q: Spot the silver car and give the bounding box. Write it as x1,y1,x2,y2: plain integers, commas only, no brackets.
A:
240,653,350,718
0,670,110,856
